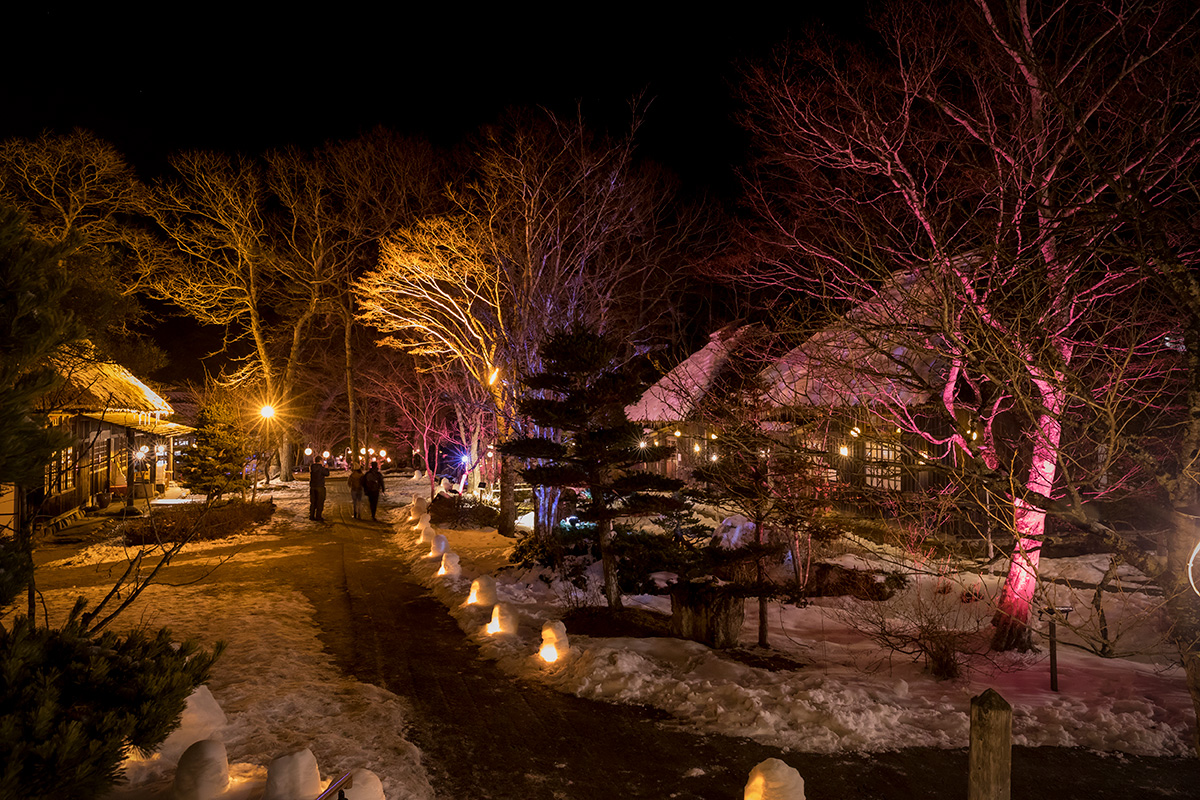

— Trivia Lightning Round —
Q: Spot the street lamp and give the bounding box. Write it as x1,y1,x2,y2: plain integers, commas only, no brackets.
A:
259,405,276,486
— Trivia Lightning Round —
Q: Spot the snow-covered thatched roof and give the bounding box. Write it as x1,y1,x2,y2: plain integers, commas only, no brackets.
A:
626,324,758,423
760,270,944,409
44,353,174,416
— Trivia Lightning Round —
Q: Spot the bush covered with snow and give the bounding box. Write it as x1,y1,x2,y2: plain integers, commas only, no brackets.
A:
122,498,275,545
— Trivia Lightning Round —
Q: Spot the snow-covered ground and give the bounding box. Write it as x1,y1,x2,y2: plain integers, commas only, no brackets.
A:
20,474,1197,798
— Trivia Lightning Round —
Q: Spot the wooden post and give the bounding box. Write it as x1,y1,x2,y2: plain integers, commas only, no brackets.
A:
1048,617,1059,692
969,688,1012,800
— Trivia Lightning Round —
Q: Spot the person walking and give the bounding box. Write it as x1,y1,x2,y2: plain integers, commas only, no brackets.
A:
363,461,385,521
348,463,365,519
309,456,331,521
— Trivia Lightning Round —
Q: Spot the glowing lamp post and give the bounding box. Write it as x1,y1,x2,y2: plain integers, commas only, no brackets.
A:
259,405,276,486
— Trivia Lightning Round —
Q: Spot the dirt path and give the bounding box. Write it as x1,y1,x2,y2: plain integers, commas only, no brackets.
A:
33,482,1200,799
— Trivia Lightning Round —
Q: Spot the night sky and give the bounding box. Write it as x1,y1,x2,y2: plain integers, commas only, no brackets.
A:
3,6,868,191
2,6,868,383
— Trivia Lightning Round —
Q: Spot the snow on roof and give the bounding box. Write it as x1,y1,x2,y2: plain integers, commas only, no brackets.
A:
47,353,174,416
760,270,943,409
626,324,757,423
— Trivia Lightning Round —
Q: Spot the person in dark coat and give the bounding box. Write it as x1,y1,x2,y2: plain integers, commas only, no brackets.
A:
347,464,365,519
363,461,385,521
309,457,331,521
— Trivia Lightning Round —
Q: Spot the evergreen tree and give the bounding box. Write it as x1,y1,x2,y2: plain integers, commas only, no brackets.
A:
176,392,254,502
0,610,222,800
0,207,220,798
0,206,80,493
502,327,686,609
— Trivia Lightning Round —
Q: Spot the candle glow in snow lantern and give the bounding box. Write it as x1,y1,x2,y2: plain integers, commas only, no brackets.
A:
468,575,497,607
539,620,569,663
438,551,461,578
486,602,517,635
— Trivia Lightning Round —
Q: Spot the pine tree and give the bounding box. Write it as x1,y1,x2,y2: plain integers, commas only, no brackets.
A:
502,327,686,609
176,393,254,502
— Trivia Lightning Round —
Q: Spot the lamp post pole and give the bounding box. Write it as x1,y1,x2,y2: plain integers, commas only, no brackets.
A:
259,405,276,488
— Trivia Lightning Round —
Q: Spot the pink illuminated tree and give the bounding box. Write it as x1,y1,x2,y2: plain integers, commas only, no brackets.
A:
737,0,1199,657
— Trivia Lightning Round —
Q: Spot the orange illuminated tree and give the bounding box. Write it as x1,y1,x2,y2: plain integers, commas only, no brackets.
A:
358,108,713,536
145,151,326,480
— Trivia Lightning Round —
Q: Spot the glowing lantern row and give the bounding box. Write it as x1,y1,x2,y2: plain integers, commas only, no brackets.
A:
539,620,569,663
486,602,517,635
468,575,497,607
743,758,804,800
428,533,448,559
438,551,461,578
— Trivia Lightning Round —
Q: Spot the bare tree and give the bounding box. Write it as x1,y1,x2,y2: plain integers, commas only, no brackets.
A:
736,0,1200,751
737,0,1199,648
0,129,170,370
145,151,329,480
268,130,443,463
358,107,712,535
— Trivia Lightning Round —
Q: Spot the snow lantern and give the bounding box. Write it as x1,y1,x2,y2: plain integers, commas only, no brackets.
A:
468,575,497,606
428,533,448,558
439,477,453,494
438,551,461,578
172,738,229,800
262,749,321,800
486,602,518,635
540,620,569,662
744,758,805,800
344,768,386,800
414,512,432,530
158,685,227,762
419,523,436,544
412,469,422,480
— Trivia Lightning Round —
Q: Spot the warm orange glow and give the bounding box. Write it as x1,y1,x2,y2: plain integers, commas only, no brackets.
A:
322,450,330,459
486,615,501,635
379,449,387,457
437,564,447,576
489,367,500,385
838,445,850,457
304,447,313,456
468,586,478,604
539,642,559,662
260,405,276,420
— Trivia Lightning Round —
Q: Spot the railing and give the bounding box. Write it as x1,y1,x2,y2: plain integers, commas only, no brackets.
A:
314,772,354,800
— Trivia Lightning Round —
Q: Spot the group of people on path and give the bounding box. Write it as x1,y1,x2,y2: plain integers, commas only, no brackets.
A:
307,458,386,522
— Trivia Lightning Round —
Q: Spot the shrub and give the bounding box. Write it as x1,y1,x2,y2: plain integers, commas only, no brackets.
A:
428,494,500,530
0,612,222,800
122,499,274,546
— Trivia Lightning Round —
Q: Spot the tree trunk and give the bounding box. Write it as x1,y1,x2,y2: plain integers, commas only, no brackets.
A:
756,519,769,647
277,440,294,483
345,307,359,466
498,453,517,537
991,383,1065,652
599,518,622,610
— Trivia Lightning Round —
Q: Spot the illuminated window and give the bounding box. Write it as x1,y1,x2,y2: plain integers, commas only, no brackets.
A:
864,440,901,491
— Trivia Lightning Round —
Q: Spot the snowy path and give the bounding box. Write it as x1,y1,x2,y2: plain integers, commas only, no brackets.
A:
290,482,1200,799
24,478,1200,799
